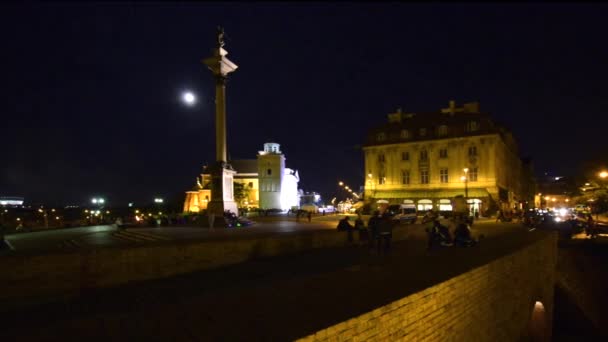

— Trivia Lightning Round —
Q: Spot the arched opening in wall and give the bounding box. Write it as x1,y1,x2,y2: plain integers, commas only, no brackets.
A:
527,301,548,341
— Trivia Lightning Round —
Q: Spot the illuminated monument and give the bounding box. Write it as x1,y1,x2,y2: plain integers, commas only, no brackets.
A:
202,26,239,217
184,142,301,212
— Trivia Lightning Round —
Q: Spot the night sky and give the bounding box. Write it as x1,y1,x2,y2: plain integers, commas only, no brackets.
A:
2,3,608,206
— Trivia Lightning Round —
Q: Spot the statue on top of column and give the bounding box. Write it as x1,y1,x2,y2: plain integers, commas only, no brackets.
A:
217,26,225,48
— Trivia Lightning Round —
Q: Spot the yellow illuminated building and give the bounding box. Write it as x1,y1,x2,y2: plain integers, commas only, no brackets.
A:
363,101,531,215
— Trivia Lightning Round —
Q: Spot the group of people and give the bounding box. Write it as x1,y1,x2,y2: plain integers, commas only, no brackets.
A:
336,199,397,255
422,210,483,250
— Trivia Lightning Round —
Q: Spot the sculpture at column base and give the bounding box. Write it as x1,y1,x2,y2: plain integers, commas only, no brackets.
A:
206,161,239,220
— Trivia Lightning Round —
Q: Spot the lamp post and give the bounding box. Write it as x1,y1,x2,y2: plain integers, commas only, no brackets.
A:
595,170,608,220
463,168,469,199
367,172,374,200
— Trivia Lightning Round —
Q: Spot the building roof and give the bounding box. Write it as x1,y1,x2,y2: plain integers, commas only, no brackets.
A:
229,159,258,174
364,102,515,148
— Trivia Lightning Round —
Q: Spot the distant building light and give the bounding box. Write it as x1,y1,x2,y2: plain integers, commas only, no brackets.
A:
128,203,133,207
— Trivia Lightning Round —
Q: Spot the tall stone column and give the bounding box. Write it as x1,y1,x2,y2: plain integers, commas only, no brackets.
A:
202,27,239,219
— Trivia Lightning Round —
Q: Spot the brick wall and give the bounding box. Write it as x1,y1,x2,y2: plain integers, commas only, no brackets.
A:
296,233,558,342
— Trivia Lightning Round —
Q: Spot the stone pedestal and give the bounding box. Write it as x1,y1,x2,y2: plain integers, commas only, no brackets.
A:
206,162,238,217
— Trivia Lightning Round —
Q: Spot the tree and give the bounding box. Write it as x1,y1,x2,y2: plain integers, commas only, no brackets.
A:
233,182,250,208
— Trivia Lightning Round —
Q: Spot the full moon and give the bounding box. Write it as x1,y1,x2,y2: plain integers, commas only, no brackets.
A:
182,91,196,105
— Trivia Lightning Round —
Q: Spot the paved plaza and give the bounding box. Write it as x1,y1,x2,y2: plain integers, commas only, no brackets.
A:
0,219,550,341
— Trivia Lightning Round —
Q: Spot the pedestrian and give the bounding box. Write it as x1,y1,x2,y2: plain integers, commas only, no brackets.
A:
367,209,380,251
496,209,503,223
354,214,367,246
337,216,354,244
474,209,479,219
586,214,596,238
376,200,396,254
307,211,312,223
209,211,216,231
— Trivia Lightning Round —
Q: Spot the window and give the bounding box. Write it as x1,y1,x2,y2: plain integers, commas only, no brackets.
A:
440,168,448,183
377,132,386,142
420,149,428,161
467,121,479,132
267,169,272,176
468,146,477,157
378,170,386,185
401,151,409,161
419,128,427,137
378,153,385,163
402,170,410,185
248,182,254,188
400,129,410,139
469,167,478,182
438,125,448,137
439,148,448,159
420,170,429,184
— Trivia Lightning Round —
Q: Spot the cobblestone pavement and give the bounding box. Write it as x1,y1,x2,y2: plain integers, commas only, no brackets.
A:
0,221,544,341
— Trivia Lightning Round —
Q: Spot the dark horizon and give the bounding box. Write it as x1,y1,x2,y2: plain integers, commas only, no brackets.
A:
2,3,608,206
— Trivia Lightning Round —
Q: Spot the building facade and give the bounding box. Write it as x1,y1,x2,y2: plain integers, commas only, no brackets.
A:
183,142,300,212
363,101,531,215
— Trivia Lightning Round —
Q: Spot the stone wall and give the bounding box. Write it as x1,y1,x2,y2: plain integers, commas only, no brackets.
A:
296,233,558,342
0,226,415,308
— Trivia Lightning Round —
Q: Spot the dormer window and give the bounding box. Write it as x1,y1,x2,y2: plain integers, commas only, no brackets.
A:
437,125,448,137
419,128,427,137
466,121,479,132
400,129,410,139
377,132,386,142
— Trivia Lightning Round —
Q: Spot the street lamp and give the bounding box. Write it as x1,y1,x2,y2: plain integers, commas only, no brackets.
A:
462,168,469,198
154,198,164,203
338,181,344,187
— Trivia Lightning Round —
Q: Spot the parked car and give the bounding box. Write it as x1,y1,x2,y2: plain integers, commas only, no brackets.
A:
389,204,418,224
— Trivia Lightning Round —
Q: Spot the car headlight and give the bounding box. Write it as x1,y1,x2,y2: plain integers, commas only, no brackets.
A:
554,217,562,222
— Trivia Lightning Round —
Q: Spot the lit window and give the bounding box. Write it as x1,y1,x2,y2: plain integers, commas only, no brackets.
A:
402,151,409,161
400,129,410,139
402,170,410,185
420,170,429,184
469,168,478,182
439,148,448,159
420,149,428,161
468,146,477,156
378,170,386,185
440,168,448,183
419,128,427,137
377,132,386,142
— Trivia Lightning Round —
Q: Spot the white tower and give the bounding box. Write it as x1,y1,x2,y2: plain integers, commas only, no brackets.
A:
257,142,285,210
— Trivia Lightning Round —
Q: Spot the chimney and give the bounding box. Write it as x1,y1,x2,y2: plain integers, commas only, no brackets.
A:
463,102,480,113
387,107,404,123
